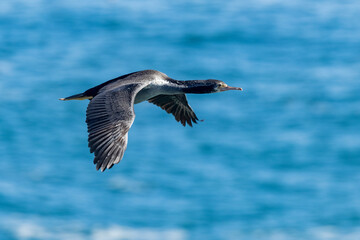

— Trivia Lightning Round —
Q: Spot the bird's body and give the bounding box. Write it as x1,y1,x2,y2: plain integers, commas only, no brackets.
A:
60,70,242,171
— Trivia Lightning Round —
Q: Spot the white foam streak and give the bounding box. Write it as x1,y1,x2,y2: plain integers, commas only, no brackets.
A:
5,219,187,240
92,226,186,240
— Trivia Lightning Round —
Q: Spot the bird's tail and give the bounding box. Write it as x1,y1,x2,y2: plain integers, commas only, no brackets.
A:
59,93,93,101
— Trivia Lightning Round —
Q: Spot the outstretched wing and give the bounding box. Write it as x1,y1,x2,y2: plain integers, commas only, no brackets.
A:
148,94,199,126
86,84,144,171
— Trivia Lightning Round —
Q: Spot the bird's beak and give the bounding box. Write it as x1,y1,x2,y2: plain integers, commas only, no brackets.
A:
219,85,243,92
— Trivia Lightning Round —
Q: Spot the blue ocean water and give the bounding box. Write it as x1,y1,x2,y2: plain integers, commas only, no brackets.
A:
1,0,360,239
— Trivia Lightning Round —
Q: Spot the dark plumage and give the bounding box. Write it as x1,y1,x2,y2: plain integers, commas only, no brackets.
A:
148,94,198,126
60,70,242,171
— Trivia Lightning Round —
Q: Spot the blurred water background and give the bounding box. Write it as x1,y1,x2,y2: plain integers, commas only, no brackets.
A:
1,0,360,239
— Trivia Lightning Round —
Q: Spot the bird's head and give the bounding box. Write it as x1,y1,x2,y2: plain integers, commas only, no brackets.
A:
207,79,243,93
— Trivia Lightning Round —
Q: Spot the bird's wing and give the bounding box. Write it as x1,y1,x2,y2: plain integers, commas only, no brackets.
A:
148,94,199,127
86,83,144,171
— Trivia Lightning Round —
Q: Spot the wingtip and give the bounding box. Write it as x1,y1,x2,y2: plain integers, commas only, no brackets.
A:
96,163,108,172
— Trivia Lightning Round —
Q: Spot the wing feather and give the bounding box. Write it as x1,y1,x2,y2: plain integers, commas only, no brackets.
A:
148,94,198,127
86,83,144,171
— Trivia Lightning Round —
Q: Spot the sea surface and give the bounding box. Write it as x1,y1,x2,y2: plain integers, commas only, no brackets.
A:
1,1,360,239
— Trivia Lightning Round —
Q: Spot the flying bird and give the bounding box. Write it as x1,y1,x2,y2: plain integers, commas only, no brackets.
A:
60,70,242,171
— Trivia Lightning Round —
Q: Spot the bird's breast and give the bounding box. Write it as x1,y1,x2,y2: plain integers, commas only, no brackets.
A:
134,83,183,104
134,85,163,104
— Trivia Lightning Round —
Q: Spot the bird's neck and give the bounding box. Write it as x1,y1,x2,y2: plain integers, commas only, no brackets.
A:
179,80,214,94
152,79,214,94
